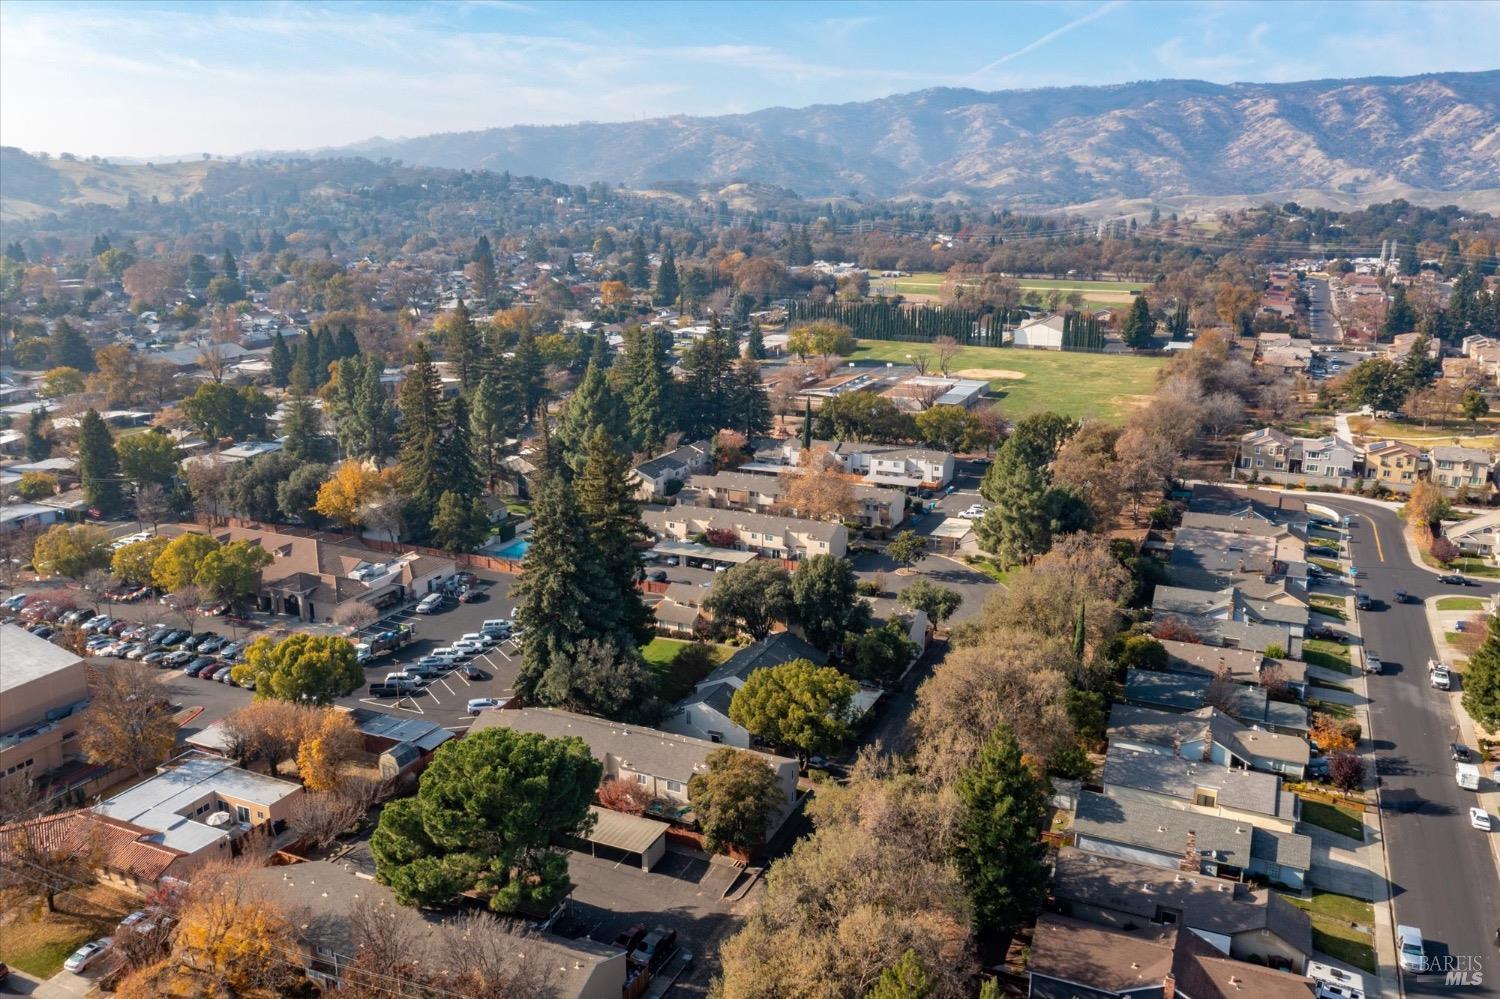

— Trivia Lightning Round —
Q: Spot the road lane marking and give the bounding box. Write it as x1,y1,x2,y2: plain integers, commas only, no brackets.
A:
1370,520,1385,563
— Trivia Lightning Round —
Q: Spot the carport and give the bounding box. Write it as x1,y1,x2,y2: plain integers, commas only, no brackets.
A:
649,540,758,570
576,806,669,871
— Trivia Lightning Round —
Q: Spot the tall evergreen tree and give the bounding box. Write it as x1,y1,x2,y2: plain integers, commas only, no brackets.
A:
618,325,673,453
801,397,814,450
441,395,484,503
471,374,519,492
729,359,773,438
511,448,595,702
627,232,650,289
219,249,238,281
269,330,293,388
576,427,654,649
25,407,51,461
681,317,740,438
745,322,766,360
77,408,123,515
471,234,498,301
1383,284,1417,338
312,325,337,385
50,319,95,372
653,243,680,306
397,344,446,533
952,725,1050,943
440,299,483,391
512,331,547,422
1120,294,1156,349
334,324,360,361
556,336,628,466
281,368,333,463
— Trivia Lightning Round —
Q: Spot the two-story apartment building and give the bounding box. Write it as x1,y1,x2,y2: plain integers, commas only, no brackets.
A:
682,470,905,528
1428,445,1495,497
630,440,714,500
1363,439,1422,494
642,504,848,560
753,438,955,490
1233,430,1361,489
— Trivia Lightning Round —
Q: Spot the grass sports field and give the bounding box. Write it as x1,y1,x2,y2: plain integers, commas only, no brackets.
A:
851,339,1166,422
872,272,1143,307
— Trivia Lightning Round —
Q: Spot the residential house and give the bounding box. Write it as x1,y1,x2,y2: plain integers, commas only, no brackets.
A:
0,808,188,895
1233,431,1361,489
1100,747,1301,833
1260,343,1312,375
756,438,955,490
1445,509,1500,561
0,502,65,534
166,526,455,623
1050,848,1312,970
1386,331,1440,363
1159,640,1307,701
240,861,628,999
1028,913,1318,999
469,708,799,830
1010,313,1068,349
1108,704,1310,780
630,440,713,500
1428,445,1495,497
1362,439,1421,494
1072,790,1312,889
1153,583,1306,644
642,504,848,561
683,470,905,528
662,633,881,748
1124,669,1308,735
652,582,708,638
0,624,88,797
1187,484,1308,531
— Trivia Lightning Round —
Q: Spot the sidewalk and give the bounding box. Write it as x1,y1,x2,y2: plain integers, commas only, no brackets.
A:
1420,597,1500,882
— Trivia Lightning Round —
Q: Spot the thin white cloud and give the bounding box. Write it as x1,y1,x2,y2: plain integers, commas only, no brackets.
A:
962,0,1126,85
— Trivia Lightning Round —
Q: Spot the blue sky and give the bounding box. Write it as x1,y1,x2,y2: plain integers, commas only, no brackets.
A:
3,0,1497,159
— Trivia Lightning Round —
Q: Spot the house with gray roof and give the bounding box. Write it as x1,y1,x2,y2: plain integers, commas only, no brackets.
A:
1124,669,1308,735
1429,444,1496,497
630,440,713,499
682,470,905,528
1159,640,1306,700
1187,484,1307,529
1100,747,1300,833
1107,704,1309,780
642,504,848,560
758,437,954,489
1050,848,1312,971
1072,790,1311,889
470,708,799,835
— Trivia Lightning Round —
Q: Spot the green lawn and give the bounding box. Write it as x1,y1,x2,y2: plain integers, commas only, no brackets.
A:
1431,555,1500,578
1310,698,1353,720
1308,557,1342,574
642,638,734,702
1309,676,1354,693
850,339,1167,422
1300,799,1365,840
1280,891,1377,973
1437,596,1487,611
1303,639,1354,676
964,557,1016,585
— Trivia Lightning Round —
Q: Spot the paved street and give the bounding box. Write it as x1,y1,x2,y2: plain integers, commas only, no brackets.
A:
1306,275,1340,343
1314,496,1500,995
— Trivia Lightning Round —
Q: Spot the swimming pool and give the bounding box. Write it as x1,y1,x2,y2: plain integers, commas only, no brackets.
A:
492,538,531,560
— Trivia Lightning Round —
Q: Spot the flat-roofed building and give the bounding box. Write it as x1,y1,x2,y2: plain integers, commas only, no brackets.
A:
0,624,88,795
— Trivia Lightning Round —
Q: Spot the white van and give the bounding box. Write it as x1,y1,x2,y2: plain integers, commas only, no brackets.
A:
429,648,463,665
1457,762,1481,791
1396,924,1424,973
416,592,445,614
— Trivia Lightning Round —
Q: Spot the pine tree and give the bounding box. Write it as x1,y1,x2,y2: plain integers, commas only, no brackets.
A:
471,374,519,493
77,408,123,515
576,427,655,650
653,243,680,307
397,344,446,533
269,330,293,388
730,359,773,438
618,325,673,454
312,326,337,385
681,317,740,439
745,322,766,360
512,331,547,422
440,299,483,390
1120,294,1156,349
953,725,1050,942
430,490,490,553
556,336,628,467
867,950,934,999
334,324,360,361
50,319,95,372
511,449,594,702
220,249,238,281
281,368,332,463
441,395,483,503
335,354,396,461
627,232,650,289
1383,284,1417,338
1462,614,1500,731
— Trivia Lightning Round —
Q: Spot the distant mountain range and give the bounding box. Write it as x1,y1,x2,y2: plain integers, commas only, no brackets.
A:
5,71,1500,221
308,71,1500,207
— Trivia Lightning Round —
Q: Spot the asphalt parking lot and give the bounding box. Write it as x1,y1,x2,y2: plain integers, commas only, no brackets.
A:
335,571,523,732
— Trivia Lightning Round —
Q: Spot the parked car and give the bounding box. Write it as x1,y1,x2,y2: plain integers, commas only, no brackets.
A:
636,926,677,971
1362,651,1381,674
197,636,226,654
63,938,112,973
1438,573,1478,586
1394,589,1415,604
452,639,486,656
467,698,502,714
461,665,490,681
1306,757,1331,779
368,683,401,698
458,588,484,603
1353,590,1371,610
1,593,29,611
1452,743,1472,762
144,651,169,666
1431,667,1451,690
1397,925,1425,973
613,923,647,953
212,666,234,683
459,632,498,648
415,592,445,614
1471,807,1493,831
649,569,668,582
185,659,216,678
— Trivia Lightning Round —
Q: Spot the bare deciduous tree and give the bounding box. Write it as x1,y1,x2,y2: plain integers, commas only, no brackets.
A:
933,336,960,376
80,661,178,777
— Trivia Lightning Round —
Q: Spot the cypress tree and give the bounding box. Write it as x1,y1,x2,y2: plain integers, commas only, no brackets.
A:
25,408,51,461
397,343,446,533
334,324,360,361
653,243,680,307
511,447,594,703
627,232,650,289
745,322,766,360
471,234,497,301
952,725,1050,943
77,408,123,515
441,299,482,391
220,249,238,281
312,326,337,385
801,397,814,450
270,330,293,388
1120,294,1156,349
441,395,483,503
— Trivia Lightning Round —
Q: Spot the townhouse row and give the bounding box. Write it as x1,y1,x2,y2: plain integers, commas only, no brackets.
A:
1235,426,1495,497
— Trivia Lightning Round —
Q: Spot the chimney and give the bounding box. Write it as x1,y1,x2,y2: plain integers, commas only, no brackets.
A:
1162,972,1176,999
1179,830,1200,873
